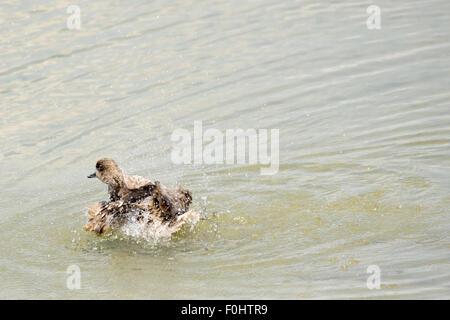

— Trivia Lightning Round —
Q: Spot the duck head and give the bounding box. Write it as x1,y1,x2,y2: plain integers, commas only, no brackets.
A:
88,158,124,187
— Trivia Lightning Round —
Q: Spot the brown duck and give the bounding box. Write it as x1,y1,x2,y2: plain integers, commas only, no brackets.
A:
85,158,198,238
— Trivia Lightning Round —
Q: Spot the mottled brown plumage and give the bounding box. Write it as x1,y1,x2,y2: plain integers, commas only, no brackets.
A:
85,158,197,238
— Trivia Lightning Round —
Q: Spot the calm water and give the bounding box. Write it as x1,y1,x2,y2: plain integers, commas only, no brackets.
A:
1,0,449,299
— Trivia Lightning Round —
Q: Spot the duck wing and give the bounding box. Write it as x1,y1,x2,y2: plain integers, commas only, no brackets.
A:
123,174,152,189
121,182,157,203
119,175,192,216
152,181,192,218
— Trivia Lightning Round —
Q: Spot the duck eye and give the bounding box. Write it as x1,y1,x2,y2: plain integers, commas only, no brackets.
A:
96,163,104,171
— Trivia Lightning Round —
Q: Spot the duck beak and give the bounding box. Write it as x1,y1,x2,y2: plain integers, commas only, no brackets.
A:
87,172,97,178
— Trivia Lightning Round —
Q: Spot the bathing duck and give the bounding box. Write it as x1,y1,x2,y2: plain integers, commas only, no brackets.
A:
85,158,197,238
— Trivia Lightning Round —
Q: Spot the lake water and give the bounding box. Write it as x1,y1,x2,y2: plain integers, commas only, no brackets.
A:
1,0,449,299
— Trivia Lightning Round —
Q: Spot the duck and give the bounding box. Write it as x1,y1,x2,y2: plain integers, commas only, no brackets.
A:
85,158,198,238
